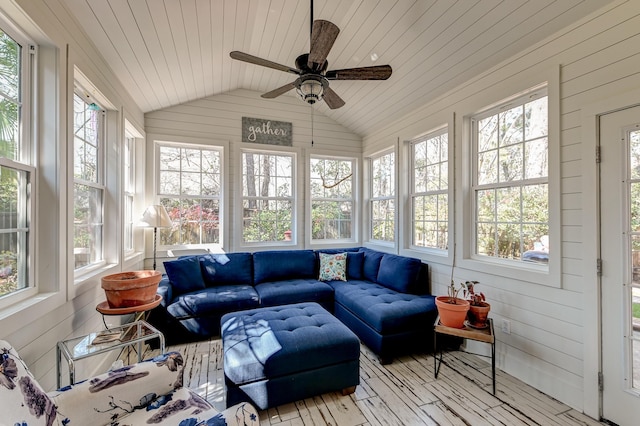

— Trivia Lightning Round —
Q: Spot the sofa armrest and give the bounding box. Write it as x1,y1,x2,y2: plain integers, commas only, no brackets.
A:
157,275,173,306
49,351,184,426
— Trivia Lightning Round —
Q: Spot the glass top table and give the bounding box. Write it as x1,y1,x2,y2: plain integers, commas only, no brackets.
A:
56,320,165,388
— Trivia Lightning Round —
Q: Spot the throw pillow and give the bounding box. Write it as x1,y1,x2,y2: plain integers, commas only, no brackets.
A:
318,252,347,281
163,256,206,296
346,251,365,280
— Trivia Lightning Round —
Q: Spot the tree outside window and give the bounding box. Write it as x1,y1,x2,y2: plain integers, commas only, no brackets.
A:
412,130,448,250
73,93,104,269
242,151,293,243
473,90,548,262
157,144,221,246
310,157,354,241
370,151,395,242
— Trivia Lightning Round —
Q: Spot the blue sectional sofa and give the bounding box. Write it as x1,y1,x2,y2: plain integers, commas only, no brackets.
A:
148,247,437,363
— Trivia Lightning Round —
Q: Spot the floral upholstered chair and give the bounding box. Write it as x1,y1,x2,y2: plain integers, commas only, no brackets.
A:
0,339,258,426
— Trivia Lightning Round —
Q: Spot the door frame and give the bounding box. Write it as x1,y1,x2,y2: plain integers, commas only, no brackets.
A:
581,88,640,420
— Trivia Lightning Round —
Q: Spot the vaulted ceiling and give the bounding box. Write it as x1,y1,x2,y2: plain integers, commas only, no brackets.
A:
60,0,610,137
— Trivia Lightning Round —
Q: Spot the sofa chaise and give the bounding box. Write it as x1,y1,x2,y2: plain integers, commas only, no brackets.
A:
149,247,437,363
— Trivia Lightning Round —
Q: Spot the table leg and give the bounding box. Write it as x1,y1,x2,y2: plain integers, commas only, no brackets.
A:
56,343,61,389
492,339,496,395
434,332,443,379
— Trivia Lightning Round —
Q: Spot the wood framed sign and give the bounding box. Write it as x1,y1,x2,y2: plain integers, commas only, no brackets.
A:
242,117,292,146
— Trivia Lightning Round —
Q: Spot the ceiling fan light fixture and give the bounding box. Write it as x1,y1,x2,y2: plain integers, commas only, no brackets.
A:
296,75,325,105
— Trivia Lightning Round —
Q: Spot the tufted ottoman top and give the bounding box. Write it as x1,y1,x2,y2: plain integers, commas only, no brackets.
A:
221,302,360,385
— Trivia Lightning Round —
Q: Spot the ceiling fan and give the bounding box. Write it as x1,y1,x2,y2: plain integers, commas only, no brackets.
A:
229,1,392,109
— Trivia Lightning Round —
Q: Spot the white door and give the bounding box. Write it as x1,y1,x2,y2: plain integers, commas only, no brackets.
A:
600,105,640,425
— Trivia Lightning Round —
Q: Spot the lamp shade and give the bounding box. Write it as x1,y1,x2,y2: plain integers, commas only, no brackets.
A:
140,205,172,228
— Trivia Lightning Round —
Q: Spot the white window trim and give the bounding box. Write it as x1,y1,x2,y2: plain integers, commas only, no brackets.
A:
0,16,37,309
154,141,224,250
123,118,144,262
459,70,561,287
408,127,450,255
238,143,298,249
72,91,106,276
367,147,397,248
307,153,358,247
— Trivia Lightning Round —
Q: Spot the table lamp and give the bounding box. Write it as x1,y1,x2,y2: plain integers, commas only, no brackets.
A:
140,204,172,270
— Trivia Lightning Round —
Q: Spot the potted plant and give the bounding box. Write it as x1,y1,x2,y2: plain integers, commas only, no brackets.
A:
435,281,470,328
463,280,491,328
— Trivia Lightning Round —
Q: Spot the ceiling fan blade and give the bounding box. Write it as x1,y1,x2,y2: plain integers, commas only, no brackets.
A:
261,82,297,99
230,51,301,75
322,86,345,109
308,20,340,69
325,65,392,80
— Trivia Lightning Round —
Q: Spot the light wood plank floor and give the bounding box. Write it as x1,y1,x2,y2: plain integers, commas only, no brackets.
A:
163,339,605,426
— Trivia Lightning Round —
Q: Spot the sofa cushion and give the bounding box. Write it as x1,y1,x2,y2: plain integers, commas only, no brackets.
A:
254,278,334,307
361,248,385,282
201,252,253,286
167,285,260,318
377,253,422,293
347,251,365,280
164,256,206,296
253,250,316,284
334,281,437,334
318,252,347,281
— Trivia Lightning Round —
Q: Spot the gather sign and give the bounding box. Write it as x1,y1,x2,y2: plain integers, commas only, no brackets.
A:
242,117,292,146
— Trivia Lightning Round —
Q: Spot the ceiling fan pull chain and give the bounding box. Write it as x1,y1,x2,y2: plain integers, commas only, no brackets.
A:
311,105,315,147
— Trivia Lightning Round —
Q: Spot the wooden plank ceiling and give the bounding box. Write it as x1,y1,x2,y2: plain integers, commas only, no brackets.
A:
60,0,611,138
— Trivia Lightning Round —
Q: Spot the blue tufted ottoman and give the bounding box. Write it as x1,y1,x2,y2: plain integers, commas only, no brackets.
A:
221,302,360,410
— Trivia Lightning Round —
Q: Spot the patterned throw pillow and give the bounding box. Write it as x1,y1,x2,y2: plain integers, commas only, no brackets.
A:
318,252,347,281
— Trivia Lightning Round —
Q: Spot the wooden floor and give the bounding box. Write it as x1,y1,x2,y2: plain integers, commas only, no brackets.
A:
164,339,605,426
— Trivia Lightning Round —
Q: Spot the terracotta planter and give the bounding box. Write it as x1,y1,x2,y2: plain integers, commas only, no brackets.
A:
467,302,491,328
101,270,162,308
435,296,470,328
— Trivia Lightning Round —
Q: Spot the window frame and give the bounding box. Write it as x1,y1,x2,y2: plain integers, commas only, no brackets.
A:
72,91,106,274
308,154,357,245
154,141,224,249
369,148,396,246
409,127,449,253
460,78,560,287
240,147,296,247
0,17,37,308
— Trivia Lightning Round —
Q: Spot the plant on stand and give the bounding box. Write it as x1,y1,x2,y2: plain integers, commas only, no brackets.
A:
463,280,491,328
435,281,470,328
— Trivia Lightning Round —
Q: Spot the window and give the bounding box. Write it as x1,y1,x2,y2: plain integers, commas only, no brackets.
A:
310,156,354,241
73,93,104,270
157,143,222,246
0,23,33,299
370,151,395,242
472,89,548,263
123,132,135,254
242,150,294,244
411,129,448,250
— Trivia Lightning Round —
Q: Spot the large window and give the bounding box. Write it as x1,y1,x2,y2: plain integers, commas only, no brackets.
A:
157,143,222,246
242,150,294,244
0,24,32,299
472,89,548,263
411,129,448,250
370,151,395,243
73,93,104,270
310,156,354,241
123,132,135,254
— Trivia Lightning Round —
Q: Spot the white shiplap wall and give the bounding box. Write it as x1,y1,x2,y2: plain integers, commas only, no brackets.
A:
0,0,146,391
145,88,362,253
363,0,638,415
